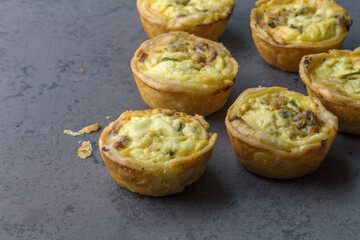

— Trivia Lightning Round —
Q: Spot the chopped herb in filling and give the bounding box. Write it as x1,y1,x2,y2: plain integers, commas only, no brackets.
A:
137,39,237,87
313,55,360,98
256,2,350,44
234,93,324,142
106,113,209,162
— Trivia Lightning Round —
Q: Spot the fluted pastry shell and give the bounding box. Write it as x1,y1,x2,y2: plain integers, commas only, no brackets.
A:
131,31,239,116
99,108,218,197
225,87,338,179
137,0,235,40
299,47,360,134
250,0,352,72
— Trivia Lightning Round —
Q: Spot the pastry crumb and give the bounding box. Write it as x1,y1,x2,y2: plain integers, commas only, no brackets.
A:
106,116,111,120
78,123,101,134
64,130,81,136
64,123,100,159
80,68,85,72
78,141,92,159
64,123,101,136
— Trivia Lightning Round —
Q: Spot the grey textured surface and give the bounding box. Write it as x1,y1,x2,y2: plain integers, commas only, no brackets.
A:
0,0,359,239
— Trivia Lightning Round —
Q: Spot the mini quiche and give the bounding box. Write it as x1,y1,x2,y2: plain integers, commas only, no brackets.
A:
299,47,360,134
250,0,352,72
99,108,218,197
225,87,338,179
137,0,236,40
131,31,239,116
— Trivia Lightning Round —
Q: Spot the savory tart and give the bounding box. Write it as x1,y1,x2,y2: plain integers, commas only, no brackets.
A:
99,108,218,197
299,47,360,134
250,0,352,72
225,87,338,179
137,0,236,40
131,31,239,116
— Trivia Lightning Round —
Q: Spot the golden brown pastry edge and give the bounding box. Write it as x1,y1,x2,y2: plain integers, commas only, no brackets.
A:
137,0,235,40
130,31,239,116
250,2,351,72
225,87,338,179
99,108,218,197
299,48,360,134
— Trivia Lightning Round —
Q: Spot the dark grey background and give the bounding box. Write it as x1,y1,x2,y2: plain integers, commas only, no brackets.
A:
0,0,359,239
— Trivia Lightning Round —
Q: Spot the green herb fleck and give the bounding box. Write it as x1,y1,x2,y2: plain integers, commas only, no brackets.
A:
297,121,307,130
296,7,309,17
280,109,290,119
120,136,129,144
177,123,185,131
342,71,360,78
288,100,298,107
177,0,190,5
159,57,179,62
299,25,304,33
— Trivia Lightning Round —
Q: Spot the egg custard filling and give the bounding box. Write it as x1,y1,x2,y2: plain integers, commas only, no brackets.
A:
255,0,351,45
229,88,333,148
312,53,360,100
103,111,209,163
137,39,236,90
147,0,235,25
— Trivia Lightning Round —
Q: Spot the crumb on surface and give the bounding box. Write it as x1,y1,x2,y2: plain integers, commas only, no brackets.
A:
63,130,81,136
78,123,101,134
106,116,111,120
78,141,92,159
80,68,85,72
64,123,101,136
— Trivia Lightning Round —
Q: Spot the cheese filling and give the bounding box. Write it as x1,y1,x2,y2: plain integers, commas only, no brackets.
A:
106,112,209,162
148,0,235,25
312,55,360,99
256,2,349,44
231,89,332,146
138,40,236,89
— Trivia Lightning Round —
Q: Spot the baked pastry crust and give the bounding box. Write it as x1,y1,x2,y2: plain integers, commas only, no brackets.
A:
225,87,338,179
250,0,352,72
137,0,235,40
299,47,360,134
131,31,239,116
99,108,217,197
